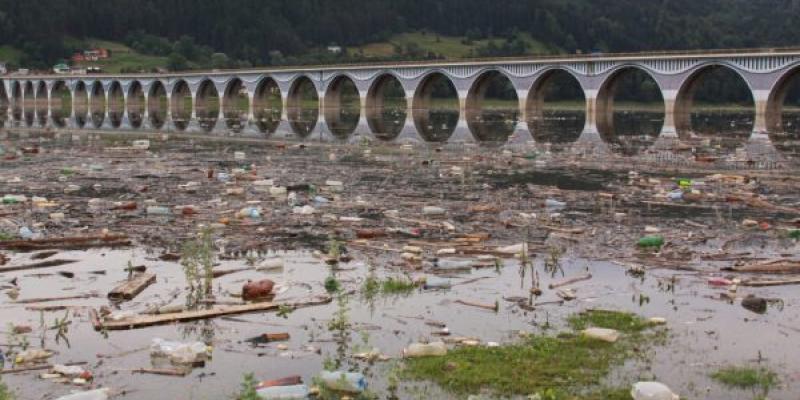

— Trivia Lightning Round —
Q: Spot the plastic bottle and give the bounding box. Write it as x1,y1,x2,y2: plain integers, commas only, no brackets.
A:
403,342,447,358
318,371,367,393
544,199,566,209
146,206,171,215
15,348,52,363
255,384,309,399
637,235,664,248
422,206,446,216
581,328,620,343
150,338,210,365
423,276,451,290
54,388,111,400
435,259,474,271
631,382,679,400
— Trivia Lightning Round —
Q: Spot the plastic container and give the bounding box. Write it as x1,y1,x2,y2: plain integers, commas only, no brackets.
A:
257,257,285,272
55,388,111,400
404,342,447,358
132,139,150,150
318,371,367,393
631,381,679,400
581,328,620,343
255,384,309,399
150,338,210,365
15,348,52,363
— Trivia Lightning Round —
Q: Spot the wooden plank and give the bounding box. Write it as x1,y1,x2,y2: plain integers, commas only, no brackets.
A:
0,259,78,273
92,295,332,331
108,273,156,301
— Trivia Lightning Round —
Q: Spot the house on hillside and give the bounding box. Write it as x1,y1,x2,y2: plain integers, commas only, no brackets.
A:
72,48,111,63
53,63,70,74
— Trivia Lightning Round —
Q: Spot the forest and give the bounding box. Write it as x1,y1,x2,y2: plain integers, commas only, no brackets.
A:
0,0,799,70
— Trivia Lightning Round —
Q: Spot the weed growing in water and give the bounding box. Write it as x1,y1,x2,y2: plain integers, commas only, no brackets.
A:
181,227,216,308
711,365,778,395
0,379,13,400
404,310,665,398
236,373,259,400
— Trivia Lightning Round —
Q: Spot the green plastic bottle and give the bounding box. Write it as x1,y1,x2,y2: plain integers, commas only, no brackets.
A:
637,235,664,248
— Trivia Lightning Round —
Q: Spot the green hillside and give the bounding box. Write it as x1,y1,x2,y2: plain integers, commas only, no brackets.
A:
353,31,554,59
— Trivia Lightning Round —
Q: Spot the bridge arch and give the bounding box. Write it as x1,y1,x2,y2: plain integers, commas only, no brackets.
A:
465,69,519,142
148,81,167,129
222,77,248,132
170,80,192,131
675,63,755,141
11,82,22,123
195,79,219,132
50,81,71,128
23,81,34,126
412,71,460,142
526,68,586,144
287,75,320,137
766,64,800,133
252,76,282,135
89,81,106,128
0,81,8,127
127,81,145,129
108,81,125,128
324,74,361,140
73,81,89,128
596,65,665,154
34,81,47,126
366,73,407,140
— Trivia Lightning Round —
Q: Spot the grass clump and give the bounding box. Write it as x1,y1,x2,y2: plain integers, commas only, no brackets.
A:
361,276,416,299
567,309,656,333
404,311,663,398
0,380,14,400
711,365,778,391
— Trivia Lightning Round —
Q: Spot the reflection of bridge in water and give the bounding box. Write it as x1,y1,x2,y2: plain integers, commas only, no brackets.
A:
3,48,800,154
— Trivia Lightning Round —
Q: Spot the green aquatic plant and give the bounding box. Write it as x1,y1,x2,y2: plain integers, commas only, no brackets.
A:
711,365,778,392
181,227,216,307
236,373,259,400
404,310,665,397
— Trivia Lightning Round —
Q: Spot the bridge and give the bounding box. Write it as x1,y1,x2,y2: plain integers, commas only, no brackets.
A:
2,48,800,144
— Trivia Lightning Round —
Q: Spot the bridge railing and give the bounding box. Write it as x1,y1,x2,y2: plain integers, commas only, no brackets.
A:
8,46,800,79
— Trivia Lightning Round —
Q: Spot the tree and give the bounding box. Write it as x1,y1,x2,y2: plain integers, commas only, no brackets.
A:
211,52,230,69
166,52,188,71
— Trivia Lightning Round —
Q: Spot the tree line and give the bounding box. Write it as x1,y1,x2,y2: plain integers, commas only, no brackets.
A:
1,0,800,69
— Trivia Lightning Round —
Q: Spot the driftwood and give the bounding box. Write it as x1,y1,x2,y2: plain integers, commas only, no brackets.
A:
0,361,87,375
454,299,498,311
108,273,156,301
15,293,99,304
91,295,332,331
0,234,131,252
723,259,800,274
740,278,800,287
548,273,592,289
130,367,188,377
0,259,78,273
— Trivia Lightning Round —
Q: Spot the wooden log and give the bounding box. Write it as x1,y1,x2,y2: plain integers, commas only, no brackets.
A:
0,259,78,273
15,293,98,304
740,278,800,287
724,259,800,274
92,295,332,331
454,299,498,312
548,273,593,289
0,234,130,252
108,273,156,301
0,361,87,375
130,367,188,377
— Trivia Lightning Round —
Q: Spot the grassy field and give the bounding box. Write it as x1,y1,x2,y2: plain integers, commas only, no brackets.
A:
71,40,169,73
0,46,25,65
354,31,551,59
